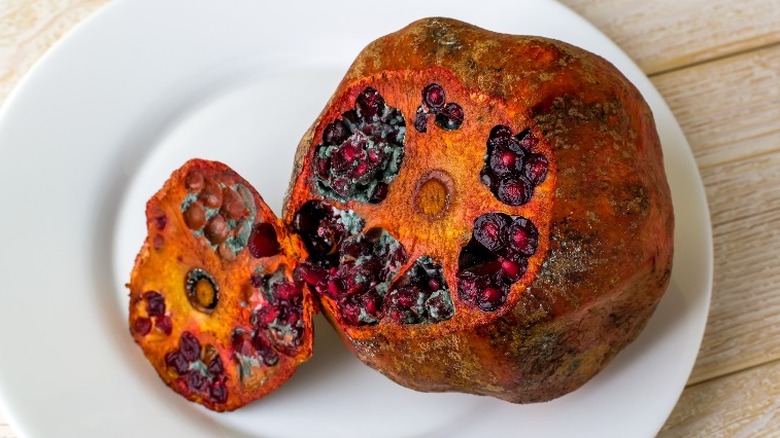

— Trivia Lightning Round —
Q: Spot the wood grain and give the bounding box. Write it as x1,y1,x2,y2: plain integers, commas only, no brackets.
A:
659,359,780,437
650,44,780,385
0,0,109,104
561,0,780,75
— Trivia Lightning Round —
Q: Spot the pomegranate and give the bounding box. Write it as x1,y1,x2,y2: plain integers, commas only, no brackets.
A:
283,17,673,403
129,17,673,409
128,160,314,411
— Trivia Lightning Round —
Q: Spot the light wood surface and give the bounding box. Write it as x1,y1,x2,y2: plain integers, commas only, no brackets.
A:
1,1,778,436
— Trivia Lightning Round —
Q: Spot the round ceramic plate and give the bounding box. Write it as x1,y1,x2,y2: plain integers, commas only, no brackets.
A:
0,0,712,436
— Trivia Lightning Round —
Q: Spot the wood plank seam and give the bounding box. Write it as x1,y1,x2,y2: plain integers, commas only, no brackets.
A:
648,40,780,78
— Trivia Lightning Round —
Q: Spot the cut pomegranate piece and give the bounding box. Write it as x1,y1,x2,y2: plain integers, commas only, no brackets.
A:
129,159,314,411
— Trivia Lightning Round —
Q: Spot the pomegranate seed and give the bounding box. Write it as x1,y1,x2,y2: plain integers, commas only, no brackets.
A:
165,350,190,376
200,180,223,209
179,332,201,362
185,171,204,192
143,291,166,317
356,87,385,119
473,213,510,252
186,370,208,392
434,102,464,130
422,83,446,109
414,107,428,133
155,315,173,335
184,202,206,230
207,355,224,376
209,382,228,403
496,176,532,206
478,286,506,311
205,214,229,245
323,120,350,144
165,350,190,375
506,217,539,256
133,317,152,336
524,153,549,186
221,187,246,219
248,222,281,258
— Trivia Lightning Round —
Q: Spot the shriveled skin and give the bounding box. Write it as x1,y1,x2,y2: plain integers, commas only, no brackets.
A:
129,159,314,411
283,18,673,402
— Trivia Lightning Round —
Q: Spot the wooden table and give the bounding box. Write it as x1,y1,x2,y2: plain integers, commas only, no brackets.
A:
1,1,778,436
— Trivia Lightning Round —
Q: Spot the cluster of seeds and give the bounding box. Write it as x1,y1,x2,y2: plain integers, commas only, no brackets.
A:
457,213,539,311
292,201,454,326
230,268,305,384
180,170,259,260
480,125,548,206
132,291,172,337
165,332,228,404
385,256,454,324
414,83,464,132
312,87,406,203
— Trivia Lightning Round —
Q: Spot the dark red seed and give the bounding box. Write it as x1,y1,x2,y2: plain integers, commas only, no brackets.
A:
251,333,279,366
473,213,510,252
165,350,190,375
133,317,152,336
524,153,549,186
186,370,208,392
489,125,513,145
434,102,464,130
478,286,506,311
355,87,385,119
456,271,481,302
422,83,446,109
506,217,539,256
369,182,389,203
275,282,302,302
248,222,281,258
143,291,166,317
496,176,532,206
231,330,253,357
323,119,350,144
312,153,331,180
516,129,539,150
205,214,229,245
500,257,528,281
180,331,201,362
330,176,353,197
155,315,173,335
210,382,228,403
414,107,428,133
207,355,224,376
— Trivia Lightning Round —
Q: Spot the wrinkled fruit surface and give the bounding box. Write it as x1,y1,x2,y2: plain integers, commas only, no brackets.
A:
283,17,673,404
130,17,674,409
128,159,314,411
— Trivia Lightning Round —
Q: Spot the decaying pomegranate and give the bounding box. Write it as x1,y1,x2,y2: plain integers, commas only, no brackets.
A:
128,160,314,411
129,17,673,410
283,17,673,403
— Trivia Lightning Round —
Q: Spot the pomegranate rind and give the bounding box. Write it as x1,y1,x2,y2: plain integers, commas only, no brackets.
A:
284,18,673,402
129,159,314,411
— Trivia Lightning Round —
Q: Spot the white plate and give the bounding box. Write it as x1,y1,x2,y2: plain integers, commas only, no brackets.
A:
0,0,712,436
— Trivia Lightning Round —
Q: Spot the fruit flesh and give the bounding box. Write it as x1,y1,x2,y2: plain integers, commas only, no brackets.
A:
128,159,314,411
283,17,673,403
